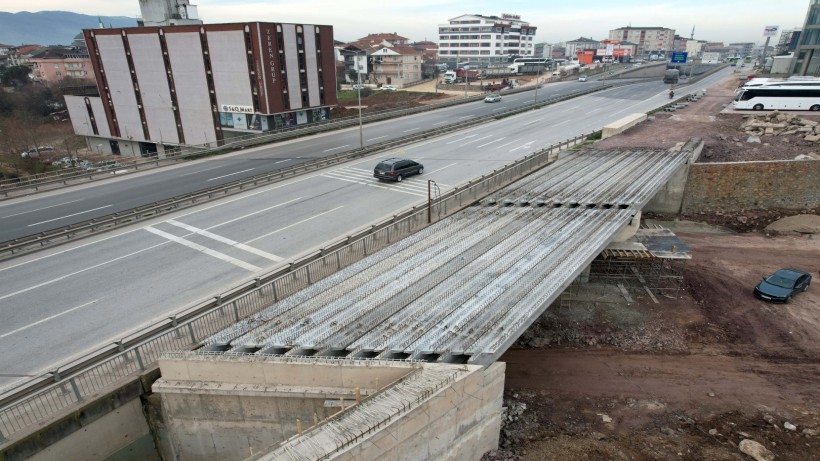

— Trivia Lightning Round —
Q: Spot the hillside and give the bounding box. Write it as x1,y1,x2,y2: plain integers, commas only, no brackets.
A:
0,11,136,46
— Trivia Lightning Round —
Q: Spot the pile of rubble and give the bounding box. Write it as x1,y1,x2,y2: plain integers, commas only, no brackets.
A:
741,112,820,141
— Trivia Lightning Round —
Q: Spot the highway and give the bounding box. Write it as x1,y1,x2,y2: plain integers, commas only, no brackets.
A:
0,69,731,390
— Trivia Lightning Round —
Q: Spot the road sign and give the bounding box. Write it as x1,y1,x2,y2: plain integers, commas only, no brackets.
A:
670,52,688,63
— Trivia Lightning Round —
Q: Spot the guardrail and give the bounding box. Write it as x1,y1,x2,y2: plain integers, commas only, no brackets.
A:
0,79,569,199
0,130,589,444
0,84,614,261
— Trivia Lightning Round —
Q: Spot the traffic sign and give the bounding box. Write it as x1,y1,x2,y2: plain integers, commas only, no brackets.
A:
670,52,688,63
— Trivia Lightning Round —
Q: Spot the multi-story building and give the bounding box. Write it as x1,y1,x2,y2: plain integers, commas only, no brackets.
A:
534,42,553,59
64,22,337,157
596,40,636,62
564,37,599,60
370,45,423,87
609,26,675,60
136,0,201,27
28,46,95,84
437,13,537,65
776,29,801,56
792,0,820,75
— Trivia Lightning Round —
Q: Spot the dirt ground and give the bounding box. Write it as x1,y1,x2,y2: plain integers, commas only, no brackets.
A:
486,72,820,461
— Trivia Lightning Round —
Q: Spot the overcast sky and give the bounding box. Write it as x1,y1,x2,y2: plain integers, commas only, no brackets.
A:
0,0,809,45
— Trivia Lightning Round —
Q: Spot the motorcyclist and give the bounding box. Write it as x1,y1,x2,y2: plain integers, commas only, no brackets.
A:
669,89,675,99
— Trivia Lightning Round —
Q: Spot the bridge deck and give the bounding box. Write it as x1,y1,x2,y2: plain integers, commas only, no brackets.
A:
203,147,690,365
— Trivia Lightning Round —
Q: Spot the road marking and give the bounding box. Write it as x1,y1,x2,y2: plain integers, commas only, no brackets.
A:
457,115,475,119
477,137,506,148
492,106,508,111
27,205,113,227
206,196,304,230
524,118,545,126
0,300,99,339
144,226,261,271
432,121,449,126
322,145,349,152
496,138,523,149
207,168,255,181
403,128,419,133
273,159,291,164
446,134,477,145
459,135,494,145
367,136,387,141
553,120,570,127
431,163,457,174
246,206,345,243
166,220,283,261
177,164,225,177
510,141,534,153
3,199,84,219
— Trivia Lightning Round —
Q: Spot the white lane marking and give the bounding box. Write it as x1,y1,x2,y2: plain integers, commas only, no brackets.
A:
3,199,84,219
510,141,534,153
457,115,475,119
27,205,113,227
492,106,509,111
446,134,477,145
496,138,523,149
0,300,99,339
323,145,349,152
166,220,283,262
273,159,291,164
0,242,169,301
432,121,449,126
206,197,303,230
367,136,387,141
431,163,457,174
144,226,261,271
459,135,494,146
477,137,506,148
403,128,419,133
208,168,255,181
246,206,345,244
524,118,545,126
553,120,570,127
177,164,225,177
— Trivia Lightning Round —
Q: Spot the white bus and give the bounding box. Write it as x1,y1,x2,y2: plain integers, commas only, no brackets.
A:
733,85,820,111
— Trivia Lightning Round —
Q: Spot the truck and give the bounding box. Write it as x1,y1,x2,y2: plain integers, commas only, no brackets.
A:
507,63,546,75
663,69,680,84
552,63,580,76
443,68,480,84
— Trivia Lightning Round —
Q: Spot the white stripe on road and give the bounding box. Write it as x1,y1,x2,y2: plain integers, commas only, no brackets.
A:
3,199,84,219
27,205,113,227
432,121,449,126
459,135,494,146
446,134,477,145
496,138,523,149
477,137,506,148
166,220,283,262
206,197,303,230
207,168,255,181
273,159,291,164
246,206,345,244
323,145,349,152
553,120,570,127
403,128,419,133
0,300,99,339
367,136,387,141
144,227,261,271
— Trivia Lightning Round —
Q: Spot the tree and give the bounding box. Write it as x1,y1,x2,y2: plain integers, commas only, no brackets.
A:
1,65,33,88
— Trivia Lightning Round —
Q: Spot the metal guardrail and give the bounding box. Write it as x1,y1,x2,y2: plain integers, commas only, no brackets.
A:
0,79,553,198
0,84,614,261
0,130,589,443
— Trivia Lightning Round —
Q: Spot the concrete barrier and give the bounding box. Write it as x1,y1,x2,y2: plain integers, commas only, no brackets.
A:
602,113,648,139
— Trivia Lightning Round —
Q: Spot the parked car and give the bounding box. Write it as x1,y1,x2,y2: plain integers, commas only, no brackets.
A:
754,268,812,303
20,146,55,159
352,84,364,90
380,85,397,91
373,158,423,182
578,75,588,82
484,93,502,103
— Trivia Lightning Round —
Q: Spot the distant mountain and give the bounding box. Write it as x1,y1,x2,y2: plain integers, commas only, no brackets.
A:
0,11,137,46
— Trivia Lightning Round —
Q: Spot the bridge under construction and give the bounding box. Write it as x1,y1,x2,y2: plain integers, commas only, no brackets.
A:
200,144,694,366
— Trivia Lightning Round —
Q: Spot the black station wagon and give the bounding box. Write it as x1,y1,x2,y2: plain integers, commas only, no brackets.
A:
373,158,424,182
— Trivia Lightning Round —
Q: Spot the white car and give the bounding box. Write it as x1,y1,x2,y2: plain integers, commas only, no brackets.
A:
578,75,588,82
380,85,397,91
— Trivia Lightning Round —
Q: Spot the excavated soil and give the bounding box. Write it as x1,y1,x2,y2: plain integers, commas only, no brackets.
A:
485,72,820,461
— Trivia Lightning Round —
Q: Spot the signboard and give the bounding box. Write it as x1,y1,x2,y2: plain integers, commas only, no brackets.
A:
670,51,688,63
701,52,720,64
220,104,254,114
605,44,614,56
502,13,521,20
763,25,780,37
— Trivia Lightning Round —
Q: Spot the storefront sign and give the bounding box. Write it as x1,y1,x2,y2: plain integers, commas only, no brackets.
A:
220,104,254,114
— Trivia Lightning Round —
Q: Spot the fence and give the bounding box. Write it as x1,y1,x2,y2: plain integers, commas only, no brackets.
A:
0,132,589,444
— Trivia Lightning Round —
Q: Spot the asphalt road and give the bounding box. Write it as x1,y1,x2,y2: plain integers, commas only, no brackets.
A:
0,69,732,390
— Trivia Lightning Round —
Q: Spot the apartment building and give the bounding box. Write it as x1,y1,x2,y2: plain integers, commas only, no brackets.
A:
609,26,675,60
28,46,95,84
438,13,537,65
565,37,599,59
64,22,337,157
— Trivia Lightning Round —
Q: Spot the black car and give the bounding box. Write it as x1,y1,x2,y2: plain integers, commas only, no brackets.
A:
754,268,812,303
373,158,424,182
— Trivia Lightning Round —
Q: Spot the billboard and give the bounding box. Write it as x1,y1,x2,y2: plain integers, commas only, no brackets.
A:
701,52,720,64
763,25,780,37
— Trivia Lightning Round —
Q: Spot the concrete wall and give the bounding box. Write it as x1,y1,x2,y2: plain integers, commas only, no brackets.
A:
329,362,505,461
644,139,704,214
602,113,647,139
680,159,820,213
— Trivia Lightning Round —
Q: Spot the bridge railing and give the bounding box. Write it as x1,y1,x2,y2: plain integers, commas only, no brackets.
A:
0,132,589,444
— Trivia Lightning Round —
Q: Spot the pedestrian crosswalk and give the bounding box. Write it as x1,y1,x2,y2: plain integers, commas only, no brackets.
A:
320,166,438,198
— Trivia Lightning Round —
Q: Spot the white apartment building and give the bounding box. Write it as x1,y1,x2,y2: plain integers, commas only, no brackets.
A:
438,13,537,65
609,26,675,60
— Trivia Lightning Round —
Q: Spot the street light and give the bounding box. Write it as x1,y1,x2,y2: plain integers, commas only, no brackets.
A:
355,51,365,149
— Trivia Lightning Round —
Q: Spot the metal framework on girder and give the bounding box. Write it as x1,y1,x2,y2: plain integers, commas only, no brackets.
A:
203,147,692,365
